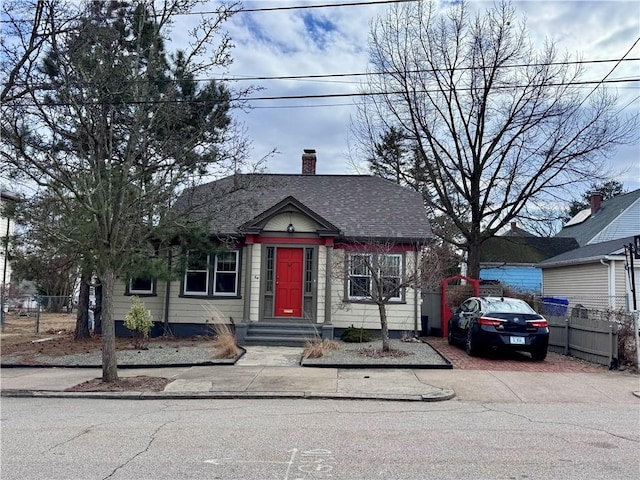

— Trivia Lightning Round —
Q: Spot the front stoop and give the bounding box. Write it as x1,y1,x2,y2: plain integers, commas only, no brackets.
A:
236,321,333,347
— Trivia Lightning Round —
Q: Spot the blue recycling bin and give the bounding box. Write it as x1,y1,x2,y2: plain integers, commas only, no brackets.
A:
541,296,569,316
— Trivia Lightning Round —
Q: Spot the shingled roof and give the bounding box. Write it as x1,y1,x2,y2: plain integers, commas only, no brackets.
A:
555,189,640,246
174,174,433,242
480,236,580,264
537,236,634,268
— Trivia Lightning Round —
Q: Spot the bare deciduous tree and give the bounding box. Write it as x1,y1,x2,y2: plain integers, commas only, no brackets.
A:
353,0,637,278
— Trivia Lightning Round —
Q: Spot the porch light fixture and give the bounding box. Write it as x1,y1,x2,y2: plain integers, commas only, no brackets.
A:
287,223,295,233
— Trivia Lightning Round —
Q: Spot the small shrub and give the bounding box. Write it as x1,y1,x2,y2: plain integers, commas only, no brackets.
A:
340,325,372,343
303,338,340,359
124,297,154,349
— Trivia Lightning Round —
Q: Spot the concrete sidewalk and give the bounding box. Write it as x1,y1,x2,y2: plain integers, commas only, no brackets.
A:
2,364,639,403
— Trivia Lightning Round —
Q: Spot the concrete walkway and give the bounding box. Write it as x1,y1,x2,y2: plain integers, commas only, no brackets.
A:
2,346,639,403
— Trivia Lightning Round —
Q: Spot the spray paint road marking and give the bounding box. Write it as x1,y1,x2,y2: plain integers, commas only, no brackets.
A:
204,448,337,480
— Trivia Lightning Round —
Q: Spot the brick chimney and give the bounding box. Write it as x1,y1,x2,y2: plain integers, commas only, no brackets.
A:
590,191,602,214
302,149,316,175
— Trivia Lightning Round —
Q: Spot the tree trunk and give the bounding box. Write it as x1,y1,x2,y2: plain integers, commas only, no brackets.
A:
378,302,390,351
74,274,90,340
93,281,102,334
101,269,118,382
466,241,481,280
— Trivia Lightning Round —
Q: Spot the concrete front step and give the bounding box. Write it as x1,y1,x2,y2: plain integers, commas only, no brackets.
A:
237,321,325,347
241,335,313,347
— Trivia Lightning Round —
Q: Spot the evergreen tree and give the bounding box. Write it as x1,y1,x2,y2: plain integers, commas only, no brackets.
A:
1,1,247,382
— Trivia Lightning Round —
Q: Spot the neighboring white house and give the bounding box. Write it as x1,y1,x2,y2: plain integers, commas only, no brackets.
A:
555,190,640,247
112,150,435,342
1,191,19,284
537,236,639,311
1,190,19,314
538,190,640,312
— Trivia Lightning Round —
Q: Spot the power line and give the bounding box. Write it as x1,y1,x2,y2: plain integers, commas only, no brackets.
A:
236,0,415,13
0,0,416,24
247,78,638,101
6,58,639,89
616,95,640,115
225,58,640,83
577,37,640,109
6,77,637,107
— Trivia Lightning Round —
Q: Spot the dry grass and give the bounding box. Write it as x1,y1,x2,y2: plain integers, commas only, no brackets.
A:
211,322,242,359
303,338,340,359
1,312,77,346
202,305,242,359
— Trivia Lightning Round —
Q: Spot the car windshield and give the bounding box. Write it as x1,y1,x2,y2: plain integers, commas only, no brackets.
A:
484,298,536,314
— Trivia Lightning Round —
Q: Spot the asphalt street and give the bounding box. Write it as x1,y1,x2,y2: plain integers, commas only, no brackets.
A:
1,397,638,480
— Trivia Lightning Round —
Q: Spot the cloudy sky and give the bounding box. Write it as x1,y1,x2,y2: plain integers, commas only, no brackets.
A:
188,0,639,191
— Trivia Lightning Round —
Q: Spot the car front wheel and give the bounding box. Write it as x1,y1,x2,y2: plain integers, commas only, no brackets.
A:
465,328,480,357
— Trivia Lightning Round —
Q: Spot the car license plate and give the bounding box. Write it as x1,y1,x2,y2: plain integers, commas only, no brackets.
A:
510,336,525,345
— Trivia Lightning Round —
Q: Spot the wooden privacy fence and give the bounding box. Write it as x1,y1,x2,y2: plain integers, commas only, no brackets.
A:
546,308,628,368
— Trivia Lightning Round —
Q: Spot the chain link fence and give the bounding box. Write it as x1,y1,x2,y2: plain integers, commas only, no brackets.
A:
535,294,629,313
1,295,81,333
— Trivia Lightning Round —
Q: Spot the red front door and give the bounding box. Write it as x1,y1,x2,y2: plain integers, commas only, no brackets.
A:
274,247,303,317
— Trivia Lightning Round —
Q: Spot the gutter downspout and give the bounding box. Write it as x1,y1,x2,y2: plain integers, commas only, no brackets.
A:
414,249,419,337
163,250,172,335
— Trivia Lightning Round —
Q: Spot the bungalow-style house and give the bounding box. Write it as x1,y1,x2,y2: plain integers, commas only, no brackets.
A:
113,150,434,343
538,190,640,311
479,222,578,293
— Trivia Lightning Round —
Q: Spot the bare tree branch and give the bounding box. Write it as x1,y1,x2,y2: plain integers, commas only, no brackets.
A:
353,0,638,277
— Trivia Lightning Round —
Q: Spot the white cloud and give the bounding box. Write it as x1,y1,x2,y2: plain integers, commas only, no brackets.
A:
189,0,639,187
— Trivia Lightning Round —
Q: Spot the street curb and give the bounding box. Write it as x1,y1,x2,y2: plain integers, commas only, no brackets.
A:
0,388,455,402
300,362,453,369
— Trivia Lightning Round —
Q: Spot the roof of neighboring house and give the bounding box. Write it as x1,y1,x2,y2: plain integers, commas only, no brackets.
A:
480,236,580,264
502,222,536,238
555,189,640,246
537,236,635,268
174,174,433,242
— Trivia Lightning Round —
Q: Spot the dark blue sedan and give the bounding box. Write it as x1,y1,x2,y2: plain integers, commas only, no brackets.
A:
448,297,549,360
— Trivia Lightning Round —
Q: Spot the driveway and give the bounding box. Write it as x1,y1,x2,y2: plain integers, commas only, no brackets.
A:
427,337,607,373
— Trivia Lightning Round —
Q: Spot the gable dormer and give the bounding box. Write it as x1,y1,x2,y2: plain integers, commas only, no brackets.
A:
239,196,340,238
